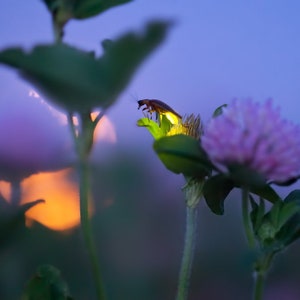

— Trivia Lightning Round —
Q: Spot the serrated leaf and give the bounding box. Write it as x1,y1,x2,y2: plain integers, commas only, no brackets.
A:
0,21,171,112
73,0,133,19
203,174,234,215
42,0,132,22
153,135,212,178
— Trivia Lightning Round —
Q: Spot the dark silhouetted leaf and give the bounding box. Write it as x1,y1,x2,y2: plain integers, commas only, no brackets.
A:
0,21,171,112
22,264,72,300
249,184,280,204
203,174,234,215
228,164,266,188
212,104,227,117
276,190,300,246
73,0,133,19
42,0,132,22
0,198,45,245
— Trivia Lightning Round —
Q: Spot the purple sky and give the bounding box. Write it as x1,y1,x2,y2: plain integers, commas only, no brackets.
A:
1,0,300,174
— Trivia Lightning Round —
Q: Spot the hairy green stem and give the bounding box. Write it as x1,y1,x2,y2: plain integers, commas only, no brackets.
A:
242,188,255,249
69,112,106,300
176,206,198,300
253,253,274,300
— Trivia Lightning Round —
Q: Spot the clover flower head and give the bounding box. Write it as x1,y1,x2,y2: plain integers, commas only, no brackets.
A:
201,99,300,183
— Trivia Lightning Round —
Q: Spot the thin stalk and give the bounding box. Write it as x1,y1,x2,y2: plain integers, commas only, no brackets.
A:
254,270,264,300
176,206,198,300
69,112,106,300
52,19,64,43
242,188,255,249
78,154,106,300
253,253,274,300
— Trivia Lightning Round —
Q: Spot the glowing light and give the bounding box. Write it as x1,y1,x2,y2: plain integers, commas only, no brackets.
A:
28,90,40,98
93,113,117,143
0,181,10,200
21,169,81,231
162,111,181,125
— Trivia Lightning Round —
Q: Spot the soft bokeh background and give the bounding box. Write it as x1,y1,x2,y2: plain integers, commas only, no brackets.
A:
1,0,300,299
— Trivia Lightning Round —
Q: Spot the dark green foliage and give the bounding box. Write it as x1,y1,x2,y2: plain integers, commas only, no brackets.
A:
0,196,44,245
250,190,300,253
22,264,72,300
153,134,212,178
212,104,227,117
203,175,234,215
42,0,133,21
0,21,171,112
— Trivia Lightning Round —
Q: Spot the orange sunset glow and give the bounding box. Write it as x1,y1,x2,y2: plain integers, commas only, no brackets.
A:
0,93,117,231
22,169,81,231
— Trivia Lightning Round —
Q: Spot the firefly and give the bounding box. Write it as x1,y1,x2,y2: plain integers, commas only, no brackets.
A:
137,99,182,124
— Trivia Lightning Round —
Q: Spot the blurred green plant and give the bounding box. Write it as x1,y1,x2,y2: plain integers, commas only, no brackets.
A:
22,264,72,300
0,1,171,299
250,190,300,300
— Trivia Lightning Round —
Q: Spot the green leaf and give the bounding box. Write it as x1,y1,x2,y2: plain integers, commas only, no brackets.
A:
203,174,234,215
277,202,300,231
212,104,227,117
73,0,133,19
159,114,172,136
22,264,72,300
276,190,300,246
249,184,281,204
153,135,212,178
137,114,173,139
228,164,267,188
42,0,132,22
137,118,164,140
226,164,280,203
0,21,171,112
253,191,300,250
250,196,266,234
284,189,300,204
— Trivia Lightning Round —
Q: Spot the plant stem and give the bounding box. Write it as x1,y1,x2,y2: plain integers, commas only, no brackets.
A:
176,206,198,300
70,112,106,300
242,188,255,249
253,253,274,300
254,270,264,300
78,154,106,300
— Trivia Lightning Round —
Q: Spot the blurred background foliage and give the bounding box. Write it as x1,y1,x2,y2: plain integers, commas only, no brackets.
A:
1,147,300,300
